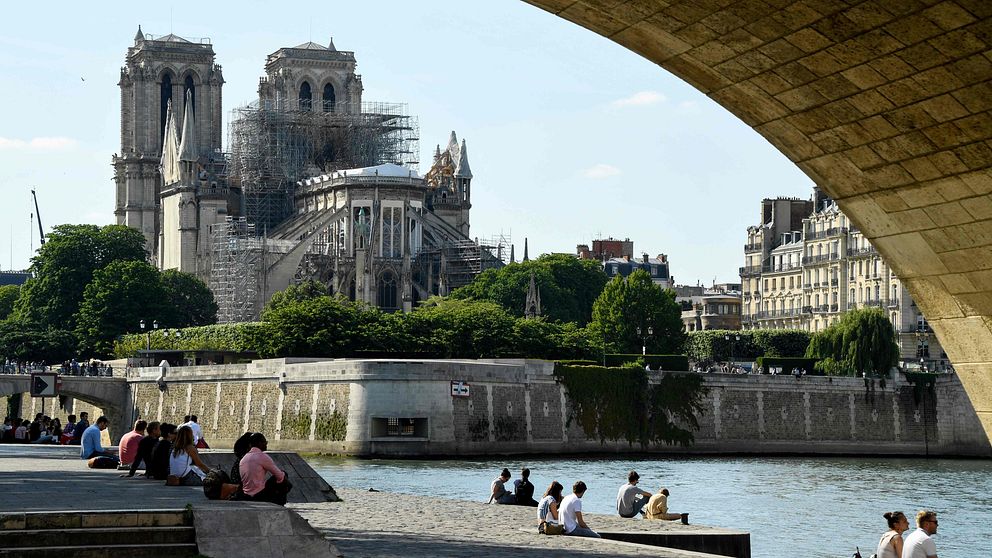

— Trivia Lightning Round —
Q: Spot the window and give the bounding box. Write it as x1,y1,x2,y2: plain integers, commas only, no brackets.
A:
381,206,401,257
322,82,336,112
850,288,855,303
875,285,880,300
859,260,863,275
371,417,428,438
299,81,313,111
378,271,398,311
764,279,768,290
789,277,794,288
160,73,173,141
183,74,195,117
780,278,785,290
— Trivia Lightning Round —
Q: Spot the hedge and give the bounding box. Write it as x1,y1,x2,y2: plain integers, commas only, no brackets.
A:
604,353,690,371
113,322,270,359
754,356,821,375
684,329,811,362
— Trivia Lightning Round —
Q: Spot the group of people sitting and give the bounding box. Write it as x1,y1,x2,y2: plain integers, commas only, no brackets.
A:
490,468,687,538
79,416,292,506
2,414,70,444
869,510,941,558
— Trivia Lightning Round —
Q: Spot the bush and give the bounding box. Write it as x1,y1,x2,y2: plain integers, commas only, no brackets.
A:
604,353,690,371
754,356,821,375
113,322,269,359
684,330,812,362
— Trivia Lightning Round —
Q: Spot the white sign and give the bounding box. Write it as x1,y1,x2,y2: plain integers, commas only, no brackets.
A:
31,373,58,397
450,381,470,398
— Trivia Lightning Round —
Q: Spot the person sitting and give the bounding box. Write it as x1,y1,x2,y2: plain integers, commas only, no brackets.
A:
514,467,539,507
60,415,76,445
13,419,28,442
118,420,147,468
167,425,210,486
537,481,564,534
239,433,292,505
616,470,653,518
80,416,118,462
489,468,517,504
560,481,600,538
202,468,241,501
146,424,177,481
644,487,688,524
229,432,255,485
71,412,89,445
875,511,908,558
123,422,161,478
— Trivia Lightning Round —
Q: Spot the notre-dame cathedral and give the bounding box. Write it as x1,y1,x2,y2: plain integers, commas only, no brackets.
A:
113,28,503,321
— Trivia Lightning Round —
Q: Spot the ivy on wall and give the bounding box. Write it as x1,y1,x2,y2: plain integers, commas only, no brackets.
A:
314,410,347,441
554,364,708,447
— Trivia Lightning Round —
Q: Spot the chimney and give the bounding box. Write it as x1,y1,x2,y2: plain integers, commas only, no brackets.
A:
642,253,649,263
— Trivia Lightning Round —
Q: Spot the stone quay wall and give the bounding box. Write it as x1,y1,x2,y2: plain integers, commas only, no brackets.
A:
119,358,991,458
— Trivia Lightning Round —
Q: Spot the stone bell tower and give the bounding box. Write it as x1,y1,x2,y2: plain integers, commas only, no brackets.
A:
113,27,224,260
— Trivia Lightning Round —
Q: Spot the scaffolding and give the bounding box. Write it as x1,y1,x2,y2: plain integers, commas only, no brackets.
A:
228,100,419,233
209,217,263,323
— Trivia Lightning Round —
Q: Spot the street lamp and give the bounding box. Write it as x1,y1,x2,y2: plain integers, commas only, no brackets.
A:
139,319,159,352
724,334,740,363
636,326,653,356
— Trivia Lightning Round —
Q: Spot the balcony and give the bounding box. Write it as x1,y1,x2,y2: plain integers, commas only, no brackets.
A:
755,308,804,319
802,253,840,265
739,265,762,277
806,227,848,240
887,298,899,308
744,243,763,253
802,306,812,314
762,262,802,273
830,278,839,286
802,283,812,290
847,246,879,258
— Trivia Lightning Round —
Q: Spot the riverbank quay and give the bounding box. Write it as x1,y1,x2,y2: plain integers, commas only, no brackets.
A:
295,488,749,558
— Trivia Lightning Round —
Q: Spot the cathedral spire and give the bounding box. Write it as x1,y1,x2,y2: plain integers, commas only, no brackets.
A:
178,89,196,162
434,144,441,162
160,98,180,184
509,244,515,265
523,238,529,262
134,25,144,43
525,272,541,319
454,139,472,178
446,131,458,158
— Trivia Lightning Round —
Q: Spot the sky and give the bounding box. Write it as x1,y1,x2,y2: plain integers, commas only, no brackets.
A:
0,1,814,284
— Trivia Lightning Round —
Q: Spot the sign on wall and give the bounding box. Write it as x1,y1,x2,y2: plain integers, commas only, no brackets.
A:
450,380,470,398
30,373,59,397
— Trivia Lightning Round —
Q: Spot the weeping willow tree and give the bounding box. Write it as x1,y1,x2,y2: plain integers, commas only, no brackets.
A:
806,307,899,376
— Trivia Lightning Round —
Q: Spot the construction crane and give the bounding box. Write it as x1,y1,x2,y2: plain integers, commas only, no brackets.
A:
31,188,45,246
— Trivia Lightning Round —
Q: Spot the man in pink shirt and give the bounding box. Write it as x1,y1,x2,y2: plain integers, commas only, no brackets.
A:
238,433,292,505
118,420,147,467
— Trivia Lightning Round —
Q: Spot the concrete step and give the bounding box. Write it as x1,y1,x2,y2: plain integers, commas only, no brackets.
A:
0,509,190,530
0,543,199,558
0,526,195,548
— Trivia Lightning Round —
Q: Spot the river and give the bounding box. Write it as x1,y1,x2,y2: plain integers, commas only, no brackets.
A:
306,454,987,557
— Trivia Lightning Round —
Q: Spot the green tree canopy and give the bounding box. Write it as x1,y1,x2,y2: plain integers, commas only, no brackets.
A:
405,298,516,358
0,285,19,321
262,280,329,317
805,307,899,376
451,254,607,324
14,224,147,328
261,295,371,357
0,321,76,363
161,269,219,327
589,269,685,355
75,260,170,357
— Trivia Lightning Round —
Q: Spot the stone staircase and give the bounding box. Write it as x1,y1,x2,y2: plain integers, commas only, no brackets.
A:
0,509,198,557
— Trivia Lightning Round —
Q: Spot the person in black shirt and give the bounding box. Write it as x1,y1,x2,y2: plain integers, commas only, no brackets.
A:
122,421,161,478
71,412,89,446
146,423,176,480
514,467,539,507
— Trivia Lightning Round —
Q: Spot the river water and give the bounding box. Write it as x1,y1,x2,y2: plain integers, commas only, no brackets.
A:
306,455,987,557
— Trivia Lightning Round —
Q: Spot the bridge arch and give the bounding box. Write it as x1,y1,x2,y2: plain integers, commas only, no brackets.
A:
0,376,133,443
526,1,992,439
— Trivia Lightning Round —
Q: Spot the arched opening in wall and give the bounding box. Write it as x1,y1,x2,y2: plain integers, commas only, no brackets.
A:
322,83,335,112
159,72,173,142
183,74,196,117
348,278,356,301
299,81,312,112
378,271,397,312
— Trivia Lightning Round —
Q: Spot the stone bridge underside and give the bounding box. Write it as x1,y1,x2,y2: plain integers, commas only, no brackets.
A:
526,0,992,438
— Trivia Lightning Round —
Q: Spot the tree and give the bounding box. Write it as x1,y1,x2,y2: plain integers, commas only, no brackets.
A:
262,280,329,317
589,269,685,355
75,260,170,357
13,224,147,328
161,269,218,327
805,307,899,377
451,254,608,324
0,321,76,363
261,296,370,358
404,298,515,358
0,285,19,321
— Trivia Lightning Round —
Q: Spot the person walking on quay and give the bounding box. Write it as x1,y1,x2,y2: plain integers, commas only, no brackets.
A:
875,511,908,558
118,420,147,468
644,487,688,524
903,510,939,558
489,468,516,504
71,412,89,445
80,416,118,463
616,470,653,518
167,425,209,486
537,481,564,534
123,422,161,478
239,433,292,505
560,481,600,538
514,467,539,507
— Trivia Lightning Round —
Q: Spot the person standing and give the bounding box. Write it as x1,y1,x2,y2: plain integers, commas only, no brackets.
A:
903,510,939,558
875,511,908,558
118,420,147,467
616,470,653,518
239,433,292,505
560,481,600,538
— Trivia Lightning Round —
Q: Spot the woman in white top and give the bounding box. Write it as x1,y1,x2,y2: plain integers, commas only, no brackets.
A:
168,425,210,486
875,511,908,558
537,481,564,532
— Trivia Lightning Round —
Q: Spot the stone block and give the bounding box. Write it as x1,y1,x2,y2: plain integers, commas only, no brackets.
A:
923,200,975,226
960,195,992,220
80,513,138,528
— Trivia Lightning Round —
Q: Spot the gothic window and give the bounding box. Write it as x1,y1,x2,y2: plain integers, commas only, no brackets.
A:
299,81,313,112
322,83,336,112
378,271,398,311
353,206,371,251
183,75,195,117
160,73,173,142
382,207,401,258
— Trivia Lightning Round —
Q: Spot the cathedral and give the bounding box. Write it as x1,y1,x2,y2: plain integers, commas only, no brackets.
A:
113,29,502,321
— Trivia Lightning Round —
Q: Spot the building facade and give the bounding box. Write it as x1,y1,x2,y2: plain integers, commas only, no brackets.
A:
741,190,946,370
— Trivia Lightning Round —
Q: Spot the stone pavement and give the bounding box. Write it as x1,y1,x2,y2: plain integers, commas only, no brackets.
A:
0,446,737,557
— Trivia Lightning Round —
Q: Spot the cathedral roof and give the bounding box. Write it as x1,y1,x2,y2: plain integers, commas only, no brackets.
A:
156,33,192,43
293,41,331,51
178,90,197,162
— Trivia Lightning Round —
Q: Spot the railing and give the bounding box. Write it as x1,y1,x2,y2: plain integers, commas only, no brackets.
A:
847,246,879,257
744,243,763,252
802,283,812,290
830,278,839,286
802,253,840,265
739,265,762,276
762,262,802,273
811,304,831,313
887,298,899,308
806,227,848,240
802,306,813,314
755,308,804,319
901,326,933,334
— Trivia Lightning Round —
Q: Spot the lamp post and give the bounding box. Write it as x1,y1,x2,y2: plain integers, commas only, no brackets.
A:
636,326,653,356
140,319,158,352
724,334,741,363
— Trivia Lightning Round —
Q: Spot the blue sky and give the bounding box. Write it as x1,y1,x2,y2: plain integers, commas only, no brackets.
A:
0,1,813,284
